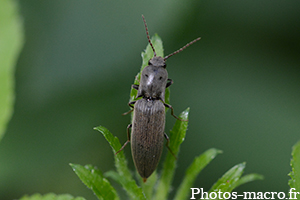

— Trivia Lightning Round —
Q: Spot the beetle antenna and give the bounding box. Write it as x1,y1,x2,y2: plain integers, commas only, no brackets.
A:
142,15,156,57
164,37,201,60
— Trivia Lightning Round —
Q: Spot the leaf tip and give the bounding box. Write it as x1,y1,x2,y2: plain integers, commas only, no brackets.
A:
93,125,102,131
256,174,264,180
179,107,190,120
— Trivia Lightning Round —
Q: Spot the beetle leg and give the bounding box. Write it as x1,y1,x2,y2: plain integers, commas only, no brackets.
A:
132,84,139,90
164,133,177,160
163,102,188,122
115,124,132,155
128,101,136,108
166,78,173,88
122,101,136,115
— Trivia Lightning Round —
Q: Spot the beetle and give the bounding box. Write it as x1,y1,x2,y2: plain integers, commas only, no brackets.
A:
116,15,200,182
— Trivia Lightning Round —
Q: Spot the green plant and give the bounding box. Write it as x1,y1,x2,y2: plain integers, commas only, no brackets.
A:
70,35,263,200
289,141,300,199
16,34,300,200
19,193,86,200
0,0,24,142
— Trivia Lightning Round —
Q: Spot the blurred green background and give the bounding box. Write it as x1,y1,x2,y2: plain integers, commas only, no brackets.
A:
1,0,300,199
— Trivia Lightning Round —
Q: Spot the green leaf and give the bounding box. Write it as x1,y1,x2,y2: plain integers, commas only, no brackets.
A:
154,108,189,200
129,34,169,107
94,126,146,200
104,170,124,185
209,163,246,194
94,126,131,178
19,193,86,200
174,148,222,200
104,170,147,200
233,173,263,189
208,162,262,200
141,34,164,67
0,0,24,141
70,164,119,200
206,163,263,200
289,140,300,199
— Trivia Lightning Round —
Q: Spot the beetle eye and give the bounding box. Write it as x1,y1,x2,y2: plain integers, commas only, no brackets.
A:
148,60,151,65
145,74,148,78
159,76,162,80
163,63,167,68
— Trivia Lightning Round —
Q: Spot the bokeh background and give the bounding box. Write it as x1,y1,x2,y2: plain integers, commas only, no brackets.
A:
1,0,300,199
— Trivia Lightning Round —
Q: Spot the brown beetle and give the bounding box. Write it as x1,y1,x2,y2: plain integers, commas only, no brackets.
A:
116,15,200,182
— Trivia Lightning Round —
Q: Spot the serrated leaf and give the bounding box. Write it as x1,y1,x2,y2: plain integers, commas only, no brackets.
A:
94,126,146,200
207,163,263,200
94,126,131,179
70,164,119,200
0,0,24,141
174,148,222,200
154,108,189,200
19,193,86,200
104,170,146,200
289,140,300,199
209,163,245,196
